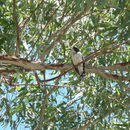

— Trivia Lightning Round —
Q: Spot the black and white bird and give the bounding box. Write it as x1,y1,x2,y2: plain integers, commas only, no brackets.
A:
71,47,85,79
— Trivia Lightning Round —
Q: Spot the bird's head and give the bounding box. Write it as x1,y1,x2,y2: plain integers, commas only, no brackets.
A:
72,47,80,53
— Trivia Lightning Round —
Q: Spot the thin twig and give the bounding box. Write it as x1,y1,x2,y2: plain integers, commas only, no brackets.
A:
9,83,81,88
108,51,130,53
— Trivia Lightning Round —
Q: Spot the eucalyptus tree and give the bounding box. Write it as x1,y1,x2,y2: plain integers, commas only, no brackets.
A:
0,0,129,129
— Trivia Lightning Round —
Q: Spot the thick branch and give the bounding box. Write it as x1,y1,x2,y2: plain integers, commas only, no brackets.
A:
0,69,16,74
0,54,69,71
0,54,130,82
0,53,129,72
0,39,129,82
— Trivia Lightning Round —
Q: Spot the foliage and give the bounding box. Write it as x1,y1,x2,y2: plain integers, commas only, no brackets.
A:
0,0,130,129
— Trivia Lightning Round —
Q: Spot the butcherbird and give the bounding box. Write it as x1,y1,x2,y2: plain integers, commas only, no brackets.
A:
71,47,85,80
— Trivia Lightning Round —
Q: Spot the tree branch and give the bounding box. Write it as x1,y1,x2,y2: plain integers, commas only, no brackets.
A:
0,54,69,71
77,117,99,130
13,0,20,57
0,40,129,82
107,50,130,53
95,71,130,82
97,62,130,70
40,0,96,61
0,69,16,74
27,5,60,60
6,83,81,88
34,87,57,130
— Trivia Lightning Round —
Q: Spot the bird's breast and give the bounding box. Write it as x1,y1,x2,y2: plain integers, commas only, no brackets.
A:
72,53,83,65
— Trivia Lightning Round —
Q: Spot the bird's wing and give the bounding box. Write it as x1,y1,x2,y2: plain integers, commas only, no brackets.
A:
71,59,80,75
82,56,85,75
74,65,80,75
